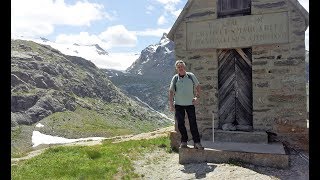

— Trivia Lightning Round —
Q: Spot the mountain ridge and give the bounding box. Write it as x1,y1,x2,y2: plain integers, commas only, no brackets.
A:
104,33,176,118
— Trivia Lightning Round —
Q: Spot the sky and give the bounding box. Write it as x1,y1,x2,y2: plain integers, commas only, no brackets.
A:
11,0,309,70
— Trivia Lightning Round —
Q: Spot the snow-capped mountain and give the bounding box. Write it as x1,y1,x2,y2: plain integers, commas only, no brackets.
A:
105,33,176,118
14,36,109,58
11,36,140,70
126,33,175,77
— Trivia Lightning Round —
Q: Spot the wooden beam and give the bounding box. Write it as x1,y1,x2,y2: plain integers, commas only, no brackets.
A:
235,48,252,67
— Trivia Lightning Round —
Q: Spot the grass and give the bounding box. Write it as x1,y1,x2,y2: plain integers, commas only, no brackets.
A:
37,102,171,139
11,136,173,179
11,96,172,157
11,125,35,158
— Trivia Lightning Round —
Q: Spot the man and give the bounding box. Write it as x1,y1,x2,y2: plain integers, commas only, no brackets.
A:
169,60,204,150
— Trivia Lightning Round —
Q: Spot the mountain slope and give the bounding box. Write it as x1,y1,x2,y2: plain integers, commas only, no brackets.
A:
104,33,176,117
126,33,175,77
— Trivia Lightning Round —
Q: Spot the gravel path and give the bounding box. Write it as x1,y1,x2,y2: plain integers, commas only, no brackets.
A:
133,148,309,180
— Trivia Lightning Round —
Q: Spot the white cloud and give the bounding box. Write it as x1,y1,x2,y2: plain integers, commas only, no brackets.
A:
136,28,171,37
172,8,182,17
156,0,181,4
56,32,102,45
11,0,113,38
146,5,155,14
157,15,168,25
297,0,309,51
54,25,138,50
298,0,309,12
55,32,112,51
99,25,137,47
155,0,181,25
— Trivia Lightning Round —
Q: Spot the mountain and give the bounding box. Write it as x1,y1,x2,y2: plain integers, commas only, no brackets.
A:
93,44,109,55
11,39,173,156
11,39,123,126
104,33,176,117
37,37,109,57
126,33,175,77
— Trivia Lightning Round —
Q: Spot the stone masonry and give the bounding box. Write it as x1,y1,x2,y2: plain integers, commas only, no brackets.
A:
168,0,309,151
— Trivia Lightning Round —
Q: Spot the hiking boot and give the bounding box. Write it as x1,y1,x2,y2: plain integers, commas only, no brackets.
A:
194,143,204,150
179,142,188,148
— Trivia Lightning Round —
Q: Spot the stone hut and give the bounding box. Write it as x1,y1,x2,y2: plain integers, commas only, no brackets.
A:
168,0,309,155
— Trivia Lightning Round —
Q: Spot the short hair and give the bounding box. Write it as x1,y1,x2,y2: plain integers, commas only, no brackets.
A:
175,60,186,67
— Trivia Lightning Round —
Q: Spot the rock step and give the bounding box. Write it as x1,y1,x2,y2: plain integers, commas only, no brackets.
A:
213,130,268,144
179,141,288,169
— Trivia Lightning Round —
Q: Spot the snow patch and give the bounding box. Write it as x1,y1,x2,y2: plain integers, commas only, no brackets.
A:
148,45,159,52
35,123,44,128
141,57,150,64
32,131,106,147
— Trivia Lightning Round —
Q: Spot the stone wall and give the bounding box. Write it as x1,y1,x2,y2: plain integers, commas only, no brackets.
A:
172,0,308,151
173,0,219,141
251,0,308,150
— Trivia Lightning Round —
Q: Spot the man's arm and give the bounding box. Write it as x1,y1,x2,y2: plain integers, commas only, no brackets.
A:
195,85,201,98
169,90,175,111
192,85,201,105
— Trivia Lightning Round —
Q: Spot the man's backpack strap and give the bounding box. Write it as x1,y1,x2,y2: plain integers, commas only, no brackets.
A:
186,72,195,85
173,74,178,92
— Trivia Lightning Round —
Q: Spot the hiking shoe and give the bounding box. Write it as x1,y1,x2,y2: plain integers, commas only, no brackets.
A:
180,142,188,148
194,143,204,150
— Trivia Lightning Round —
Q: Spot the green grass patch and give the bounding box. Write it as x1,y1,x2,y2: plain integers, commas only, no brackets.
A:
11,96,172,157
37,98,172,139
11,136,173,179
11,125,34,158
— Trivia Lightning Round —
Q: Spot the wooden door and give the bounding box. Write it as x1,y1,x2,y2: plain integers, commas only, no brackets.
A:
218,48,253,131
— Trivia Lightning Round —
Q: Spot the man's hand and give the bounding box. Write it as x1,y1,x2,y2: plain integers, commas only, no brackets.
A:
170,105,175,112
192,97,199,105
169,90,175,112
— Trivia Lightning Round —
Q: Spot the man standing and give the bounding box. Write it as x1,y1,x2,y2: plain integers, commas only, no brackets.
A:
169,60,204,150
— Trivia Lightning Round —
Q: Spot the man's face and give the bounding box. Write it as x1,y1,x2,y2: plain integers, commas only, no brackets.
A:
176,63,185,74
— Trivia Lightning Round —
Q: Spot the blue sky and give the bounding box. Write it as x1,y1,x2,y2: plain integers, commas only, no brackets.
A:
12,0,185,54
11,0,309,70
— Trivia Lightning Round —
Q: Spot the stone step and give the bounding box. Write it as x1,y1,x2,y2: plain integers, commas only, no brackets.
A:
213,130,268,144
179,141,288,169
